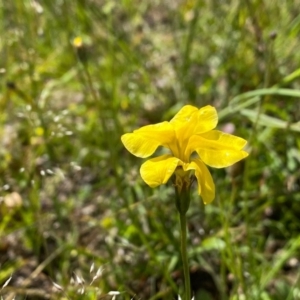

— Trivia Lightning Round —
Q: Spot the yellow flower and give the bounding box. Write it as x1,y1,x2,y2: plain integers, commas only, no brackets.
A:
121,105,248,204
73,36,83,48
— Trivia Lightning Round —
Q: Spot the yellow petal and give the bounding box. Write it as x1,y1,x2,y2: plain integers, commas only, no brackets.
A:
121,121,175,158
170,106,218,159
140,155,180,187
121,133,159,158
200,130,248,149
171,105,218,133
188,130,248,168
193,105,218,134
169,105,199,130
185,159,215,204
198,148,248,168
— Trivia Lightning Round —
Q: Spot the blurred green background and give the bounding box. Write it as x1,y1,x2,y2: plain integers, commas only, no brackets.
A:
1,0,300,299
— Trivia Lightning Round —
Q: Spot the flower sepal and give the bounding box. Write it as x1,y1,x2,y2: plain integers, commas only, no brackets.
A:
174,168,192,214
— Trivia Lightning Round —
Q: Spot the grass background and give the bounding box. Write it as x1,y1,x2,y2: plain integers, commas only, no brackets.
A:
1,0,300,299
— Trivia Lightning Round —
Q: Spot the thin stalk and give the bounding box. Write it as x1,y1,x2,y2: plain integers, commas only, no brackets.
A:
179,212,191,300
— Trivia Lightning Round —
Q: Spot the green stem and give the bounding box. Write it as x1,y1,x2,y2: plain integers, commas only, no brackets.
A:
175,176,192,299
179,211,191,300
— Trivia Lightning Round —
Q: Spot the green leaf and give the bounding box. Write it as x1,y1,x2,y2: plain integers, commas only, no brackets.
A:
201,236,226,251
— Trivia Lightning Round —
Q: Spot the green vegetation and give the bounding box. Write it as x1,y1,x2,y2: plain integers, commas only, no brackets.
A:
1,0,300,299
